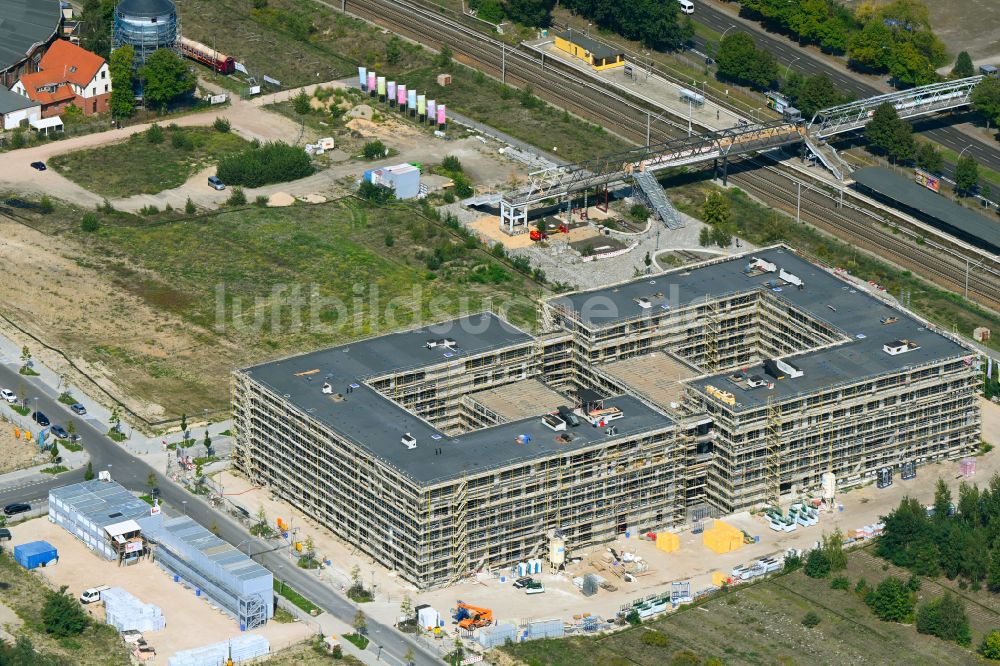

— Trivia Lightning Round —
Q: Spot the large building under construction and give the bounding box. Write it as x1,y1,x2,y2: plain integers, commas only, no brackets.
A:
232,246,981,588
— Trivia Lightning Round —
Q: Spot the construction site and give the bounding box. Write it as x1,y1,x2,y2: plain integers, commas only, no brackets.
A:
232,245,981,589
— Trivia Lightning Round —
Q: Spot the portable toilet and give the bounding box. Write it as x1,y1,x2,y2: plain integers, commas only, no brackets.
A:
14,540,58,570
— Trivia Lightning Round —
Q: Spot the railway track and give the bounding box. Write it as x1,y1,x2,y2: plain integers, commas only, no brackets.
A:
344,0,1000,311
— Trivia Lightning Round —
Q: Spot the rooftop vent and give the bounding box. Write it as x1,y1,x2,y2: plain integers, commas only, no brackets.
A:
321,382,333,394
746,374,767,388
883,339,919,356
635,297,652,309
778,269,803,288
426,337,457,350
401,433,417,449
763,358,803,379
542,413,567,431
746,257,777,274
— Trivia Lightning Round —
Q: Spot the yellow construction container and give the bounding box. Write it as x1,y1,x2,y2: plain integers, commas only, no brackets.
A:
712,571,728,586
656,532,680,553
702,521,745,554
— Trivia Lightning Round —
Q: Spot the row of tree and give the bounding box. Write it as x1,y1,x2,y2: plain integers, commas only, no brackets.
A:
878,476,1000,587
560,0,694,52
739,0,948,87
467,0,555,27
216,141,313,188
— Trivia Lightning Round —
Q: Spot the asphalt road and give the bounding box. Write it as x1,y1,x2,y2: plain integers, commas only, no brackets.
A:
692,1,1000,172
0,362,439,666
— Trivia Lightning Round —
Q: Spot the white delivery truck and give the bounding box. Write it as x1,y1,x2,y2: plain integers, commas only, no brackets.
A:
80,585,110,604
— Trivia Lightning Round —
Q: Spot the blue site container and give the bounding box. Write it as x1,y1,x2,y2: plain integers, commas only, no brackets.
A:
14,541,58,570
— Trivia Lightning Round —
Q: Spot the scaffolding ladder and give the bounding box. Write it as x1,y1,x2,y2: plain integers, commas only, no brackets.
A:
448,476,470,585
703,297,720,372
765,398,782,509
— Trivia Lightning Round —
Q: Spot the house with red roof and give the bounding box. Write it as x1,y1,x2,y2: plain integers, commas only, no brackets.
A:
11,39,110,118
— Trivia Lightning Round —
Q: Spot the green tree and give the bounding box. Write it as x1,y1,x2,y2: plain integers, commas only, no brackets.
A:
213,117,231,132
805,548,831,578
795,73,844,118
916,593,971,646
503,0,554,27
801,610,821,627
436,44,453,69
84,461,94,481
146,123,164,144
848,20,893,72
717,33,777,89
952,51,975,78
293,91,311,115
42,586,89,637
353,609,367,633
363,140,387,160
888,40,937,86
955,156,979,195
228,187,247,206
81,212,100,232
698,226,713,247
981,630,1000,660
864,102,902,156
400,593,413,621
822,529,848,572
185,197,196,215
20,345,31,369
867,576,915,623
147,472,157,493
441,155,463,173
139,49,196,109
888,120,915,163
972,77,1000,128
711,224,733,248
702,190,731,226
385,37,403,65
109,44,135,119
915,142,943,174
80,0,114,57
358,180,395,203
933,478,952,521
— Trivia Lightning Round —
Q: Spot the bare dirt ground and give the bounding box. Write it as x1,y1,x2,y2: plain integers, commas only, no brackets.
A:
9,517,311,660
0,418,44,473
0,219,239,421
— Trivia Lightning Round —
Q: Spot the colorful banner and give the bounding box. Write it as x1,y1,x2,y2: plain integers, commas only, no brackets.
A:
437,104,446,125
914,169,940,193
387,81,396,102
358,66,367,90
377,76,386,96
417,94,426,116
427,99,436,122
407,89,417,110
367,72,376,93
397,84,407,106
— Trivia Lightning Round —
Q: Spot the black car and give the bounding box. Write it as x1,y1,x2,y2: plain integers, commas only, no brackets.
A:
50,425,69,439
3,503,30,516
32,411,50,427
513,576,534,589
70,402,87,415
30,161,46,171
0,528,11,540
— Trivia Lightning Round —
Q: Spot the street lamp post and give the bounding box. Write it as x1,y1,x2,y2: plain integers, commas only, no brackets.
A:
182,500,188,516
721,25,737,41
958,144,974,160
784,56,801,80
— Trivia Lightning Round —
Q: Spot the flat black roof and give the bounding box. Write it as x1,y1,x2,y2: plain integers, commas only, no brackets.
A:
852,167,1000,254
244,313,673,485
0,0,60,72
557,30,622,61
552,247,971,411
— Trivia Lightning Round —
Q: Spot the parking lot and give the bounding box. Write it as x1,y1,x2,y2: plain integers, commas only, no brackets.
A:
7,517,311,662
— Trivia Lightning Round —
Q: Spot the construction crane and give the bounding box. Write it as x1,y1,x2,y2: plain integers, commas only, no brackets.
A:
453,601,493,630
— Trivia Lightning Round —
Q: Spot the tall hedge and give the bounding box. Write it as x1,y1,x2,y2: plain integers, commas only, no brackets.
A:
216,142,312,188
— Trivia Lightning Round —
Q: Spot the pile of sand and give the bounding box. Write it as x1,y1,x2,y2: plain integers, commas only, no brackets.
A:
267,192,295,207
300,194,327,204
347,104,374,119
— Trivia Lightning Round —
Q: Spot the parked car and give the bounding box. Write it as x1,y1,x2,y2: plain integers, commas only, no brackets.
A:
3,503,30,516
32,411,49,426
30,161,46,171
70,402,87,415
207,175,226,191
0,389,15,403
80,585,110,604
513,577,533,589
0,528,11,540
50,425,69,439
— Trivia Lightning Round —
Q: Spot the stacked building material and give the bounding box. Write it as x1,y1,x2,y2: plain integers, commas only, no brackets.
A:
477,623,518,648
655,532,680,553
527,619,564,640
167,634,269,666
103,588,165,633
702,520,744,554
711,570,729,586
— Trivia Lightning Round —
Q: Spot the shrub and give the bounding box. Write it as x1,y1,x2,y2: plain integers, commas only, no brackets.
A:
254,195,269,207
213,117,231,132
831,576,850,590
358,180,394,203
801,611,821,628
805,548,831,578
916,593,971,646
293,91,311,115
866,577,915,623
641,630,670,647
625,609,641,626
384,232,395,247
981,630,1000,660
81,212,100,232
442,191,455,204
171,130,192,149
227,187,247,206
42,586,89,637
216,141,312,187
146,123,164,144
451,173,473,198
362,140,387,160
185,197,196,214
37,195,54,214
441,155,463,173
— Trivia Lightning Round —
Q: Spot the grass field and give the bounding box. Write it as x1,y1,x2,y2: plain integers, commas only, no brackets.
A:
0,550,130,665
267,639,364,665
49,126,248,198
503,546,995,666
666,176,1000,354
2,196,541,418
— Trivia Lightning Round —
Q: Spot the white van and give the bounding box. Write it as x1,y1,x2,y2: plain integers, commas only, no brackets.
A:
80,585,110,604
678,0,694,14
